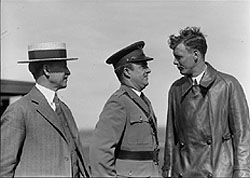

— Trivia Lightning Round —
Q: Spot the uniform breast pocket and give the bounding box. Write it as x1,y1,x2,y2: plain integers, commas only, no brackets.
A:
127,114,152,145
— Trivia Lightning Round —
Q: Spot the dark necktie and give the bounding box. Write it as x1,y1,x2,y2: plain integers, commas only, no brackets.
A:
53,93,61,114
140,92,146,103
192,79,200,96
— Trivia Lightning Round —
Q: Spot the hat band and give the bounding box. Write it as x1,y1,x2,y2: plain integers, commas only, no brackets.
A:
28,49,67,59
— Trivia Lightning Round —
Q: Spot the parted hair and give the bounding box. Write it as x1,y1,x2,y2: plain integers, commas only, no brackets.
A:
168,27,208,57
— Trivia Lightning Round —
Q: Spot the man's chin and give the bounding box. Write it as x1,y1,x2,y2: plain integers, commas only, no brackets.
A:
58,85,67,90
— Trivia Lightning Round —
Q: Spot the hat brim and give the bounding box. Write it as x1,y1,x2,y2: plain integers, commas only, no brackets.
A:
17,57,78,64
106,41,145,65
130,56,154,63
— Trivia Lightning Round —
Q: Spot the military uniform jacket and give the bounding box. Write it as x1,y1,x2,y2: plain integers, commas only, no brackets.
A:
163,63,250,177
0,87,90,177
89,85,160,177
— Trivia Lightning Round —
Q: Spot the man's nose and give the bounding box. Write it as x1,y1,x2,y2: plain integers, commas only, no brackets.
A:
146,67,151,74
65,67,71,75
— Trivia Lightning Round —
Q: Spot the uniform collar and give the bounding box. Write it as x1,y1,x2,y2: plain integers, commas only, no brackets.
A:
120,84,150,115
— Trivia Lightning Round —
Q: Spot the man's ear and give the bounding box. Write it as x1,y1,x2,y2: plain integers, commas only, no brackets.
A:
193,50,199,63
43,65,50,78
123,67,131,79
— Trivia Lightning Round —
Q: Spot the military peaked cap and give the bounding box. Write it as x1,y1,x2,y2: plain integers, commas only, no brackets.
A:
106,41,153,69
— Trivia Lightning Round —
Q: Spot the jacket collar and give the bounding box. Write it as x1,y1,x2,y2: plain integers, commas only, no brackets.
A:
27,87,90,176
200,62,217,88
120,84,150,115
28,86,68,142
181,62,217,97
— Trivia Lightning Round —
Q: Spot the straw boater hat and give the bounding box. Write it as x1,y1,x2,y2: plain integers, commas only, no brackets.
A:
18,42,78,63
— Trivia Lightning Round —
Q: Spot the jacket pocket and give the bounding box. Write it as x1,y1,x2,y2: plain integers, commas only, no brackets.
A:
220,133,234,167
115,159,159,177
126,114,152,145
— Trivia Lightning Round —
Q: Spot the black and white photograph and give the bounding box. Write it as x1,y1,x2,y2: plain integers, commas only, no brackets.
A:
1,0,250,177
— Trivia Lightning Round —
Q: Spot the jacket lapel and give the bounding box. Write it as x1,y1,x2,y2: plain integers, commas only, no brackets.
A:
181,62,217,98
28,87,90,177
181,77,193,98
59,102,78,139
59,101,90,177
28,87,68,142
142,94,157,125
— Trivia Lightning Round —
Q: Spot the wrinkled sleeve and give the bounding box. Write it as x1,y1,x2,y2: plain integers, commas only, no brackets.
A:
228,79,250,177
162,86,176,178
89,97,126,177
0,104,26,177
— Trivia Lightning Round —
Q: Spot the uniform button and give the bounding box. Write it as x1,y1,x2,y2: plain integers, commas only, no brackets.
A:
207,173,213,178
207,139,212,145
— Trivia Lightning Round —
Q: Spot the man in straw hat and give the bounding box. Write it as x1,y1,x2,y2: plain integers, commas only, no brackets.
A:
0,42,90,177
89,41,161,177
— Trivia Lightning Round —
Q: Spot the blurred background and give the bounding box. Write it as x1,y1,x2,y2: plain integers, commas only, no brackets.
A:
1,0,250,168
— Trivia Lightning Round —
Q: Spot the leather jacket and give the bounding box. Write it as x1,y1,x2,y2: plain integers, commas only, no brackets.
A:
162,63,250,177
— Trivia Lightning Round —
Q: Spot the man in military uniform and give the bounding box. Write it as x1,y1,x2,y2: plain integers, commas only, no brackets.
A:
89,41,160,177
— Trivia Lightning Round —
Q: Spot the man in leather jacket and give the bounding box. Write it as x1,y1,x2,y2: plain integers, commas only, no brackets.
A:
162,27,250,177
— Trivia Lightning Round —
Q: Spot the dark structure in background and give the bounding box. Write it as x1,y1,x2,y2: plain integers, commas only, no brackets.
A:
0,79,34,116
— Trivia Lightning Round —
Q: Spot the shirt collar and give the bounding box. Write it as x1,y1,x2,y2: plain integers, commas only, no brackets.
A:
131,88,141,96
192,64,207,84
35,83,56,107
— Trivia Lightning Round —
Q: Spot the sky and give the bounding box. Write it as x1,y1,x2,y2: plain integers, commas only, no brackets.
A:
1,0,250,130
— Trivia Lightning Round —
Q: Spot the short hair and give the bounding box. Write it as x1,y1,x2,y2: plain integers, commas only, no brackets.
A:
28,62,45,80
168,27,208,57
114,63,134,82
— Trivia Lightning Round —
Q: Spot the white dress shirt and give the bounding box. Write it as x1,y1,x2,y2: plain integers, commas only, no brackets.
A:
131,88,142,97
192,65,207,85
35,83,56,111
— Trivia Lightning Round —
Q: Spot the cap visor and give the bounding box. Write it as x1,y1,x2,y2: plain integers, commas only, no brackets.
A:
131,56,154,63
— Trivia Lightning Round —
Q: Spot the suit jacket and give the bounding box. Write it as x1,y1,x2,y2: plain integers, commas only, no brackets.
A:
89,85,160,177
0,86,90,177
